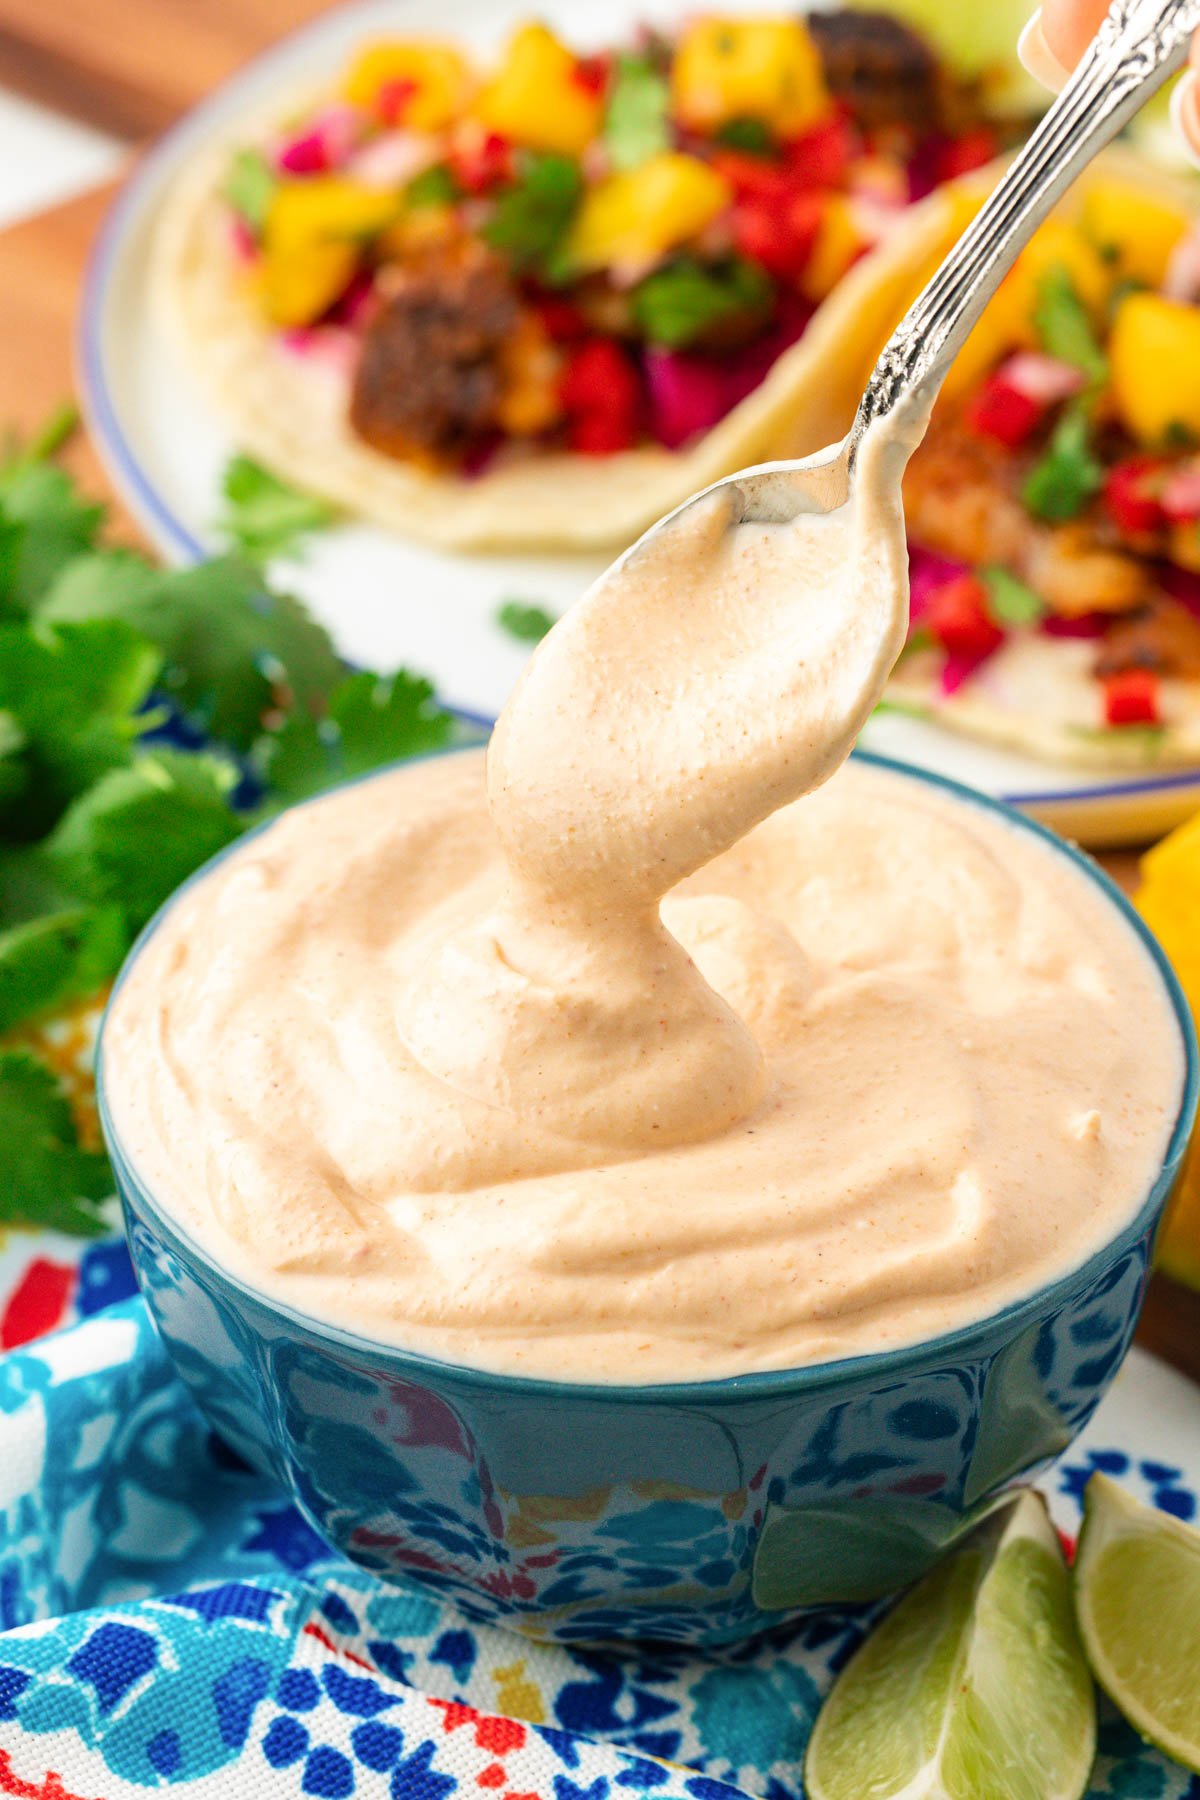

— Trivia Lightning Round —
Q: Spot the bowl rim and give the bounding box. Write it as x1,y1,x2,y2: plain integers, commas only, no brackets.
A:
97,744,1200,1403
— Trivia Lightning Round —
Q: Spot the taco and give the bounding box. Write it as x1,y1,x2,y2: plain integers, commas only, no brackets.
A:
151,9,1028,551
877,155,1200,768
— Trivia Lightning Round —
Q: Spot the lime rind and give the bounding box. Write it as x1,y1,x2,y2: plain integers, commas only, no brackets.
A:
1075,1472,1200,1775
805,1490,1095,1800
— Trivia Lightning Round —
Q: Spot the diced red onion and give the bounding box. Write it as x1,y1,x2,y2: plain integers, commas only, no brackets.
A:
1000,351,1086,405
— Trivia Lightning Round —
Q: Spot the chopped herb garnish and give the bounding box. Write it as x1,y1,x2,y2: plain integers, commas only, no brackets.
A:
0,413,457,1232
496,599,557,643
406,164,463,208
219,454,337,566
604,55,671,170
0,1049,113,1236
1033,266,1107,387
1023,403,1103,522
222,147,277,235
980,566,1045,627
630,255,773,350
483,153,582,278
714,117,774,155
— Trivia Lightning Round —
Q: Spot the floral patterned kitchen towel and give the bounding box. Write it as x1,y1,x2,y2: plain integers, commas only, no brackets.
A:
0,1288,1196,1798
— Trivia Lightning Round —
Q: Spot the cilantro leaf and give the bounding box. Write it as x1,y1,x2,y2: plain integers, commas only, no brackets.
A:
980,566,1045,627
0,1048,112,1236
219,454,337,565
496,599,557,643
484,153,582,277
604,56,671,170
631,255,773,349
1022,403,1103,523
331,670,455,778
223,147,277,234
0,458,105,615
714,117,774,155
45,749,242,933
43,554,342,751
406,164,462,208
254,669,455,804
0,618,161,837
1033,266,1107,387
0,904,125,1032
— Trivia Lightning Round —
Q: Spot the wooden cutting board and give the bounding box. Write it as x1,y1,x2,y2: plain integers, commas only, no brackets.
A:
0,2,1195,1380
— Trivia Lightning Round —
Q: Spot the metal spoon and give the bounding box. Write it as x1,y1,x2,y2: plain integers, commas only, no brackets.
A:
620,0,1200,543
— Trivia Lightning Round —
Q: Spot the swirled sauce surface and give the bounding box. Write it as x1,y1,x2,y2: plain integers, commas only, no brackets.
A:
103,423,1183,1380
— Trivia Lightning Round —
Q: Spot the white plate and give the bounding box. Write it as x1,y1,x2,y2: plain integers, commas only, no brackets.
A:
79,0,1200,844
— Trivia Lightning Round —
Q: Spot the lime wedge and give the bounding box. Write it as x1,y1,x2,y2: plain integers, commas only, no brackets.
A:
804,1490,1095,1800
1074,1473,1200,1772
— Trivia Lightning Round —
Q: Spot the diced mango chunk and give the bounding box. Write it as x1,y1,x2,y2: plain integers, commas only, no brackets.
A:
672,17,828,138
1136,819,1200,1288
567,152,732,271
1080,175,1190,290
474,23,602,156
1016,219,1112,316
261,179,400,326
940,219,1110,400
343,40,474,131
801,196,864,302
260,241,359,328
1111,292,1200,445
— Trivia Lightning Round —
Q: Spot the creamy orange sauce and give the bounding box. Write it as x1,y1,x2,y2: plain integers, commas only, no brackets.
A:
103,422,1184,1381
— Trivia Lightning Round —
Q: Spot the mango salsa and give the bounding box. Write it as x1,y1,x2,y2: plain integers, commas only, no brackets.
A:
262,179,401,326
940,218,1110,401
1136,821,1200,1288
801,196,864,302
474,23,602,156
672,17,828,139
567,153,733,271
1081,175,1191,290
1111,292,1200,446
342,40,474,131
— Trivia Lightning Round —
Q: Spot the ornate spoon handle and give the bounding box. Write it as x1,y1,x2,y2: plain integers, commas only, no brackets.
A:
854,0,1200,438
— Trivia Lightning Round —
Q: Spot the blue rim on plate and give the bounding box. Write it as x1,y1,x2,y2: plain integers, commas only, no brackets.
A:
75,0,1200,812
96,743,1200,1403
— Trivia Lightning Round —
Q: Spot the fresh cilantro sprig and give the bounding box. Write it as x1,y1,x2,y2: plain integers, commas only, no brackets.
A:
604,56,671,170
219,454,337,565
483,153,582,279
495,599,557,643
0,1049,113,1236
980,566,1045,627
223,147,277,236
1033,266,1108,388
0,410,458,1234
1023,267,1108,524
1023,402,1104,523
631,256,772,350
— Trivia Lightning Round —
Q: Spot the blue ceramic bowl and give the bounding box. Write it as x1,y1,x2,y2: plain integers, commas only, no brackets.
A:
97,751,1198,1647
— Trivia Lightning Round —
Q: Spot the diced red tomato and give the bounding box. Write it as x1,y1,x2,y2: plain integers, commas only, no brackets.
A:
450,131,514,194
560,337,642,454
711,150,795,207
783,112,854,189
1162,462,1200,523
535,295,588,341
1103,667,1161,726
568,411,639,454
925,573,1004,661
936,127,999,183
377,77,420,127
964,372,1042,449
571,53,611,96
733,197,814,279
1105,456,1169,535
